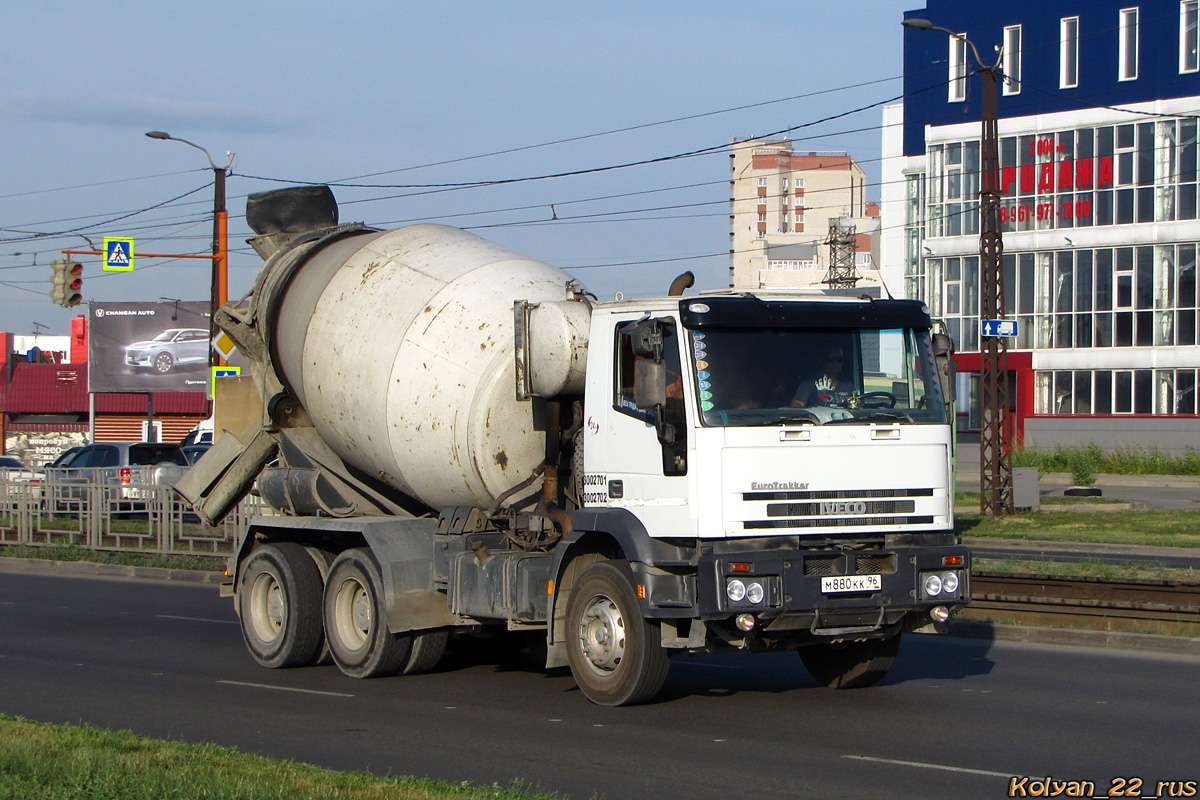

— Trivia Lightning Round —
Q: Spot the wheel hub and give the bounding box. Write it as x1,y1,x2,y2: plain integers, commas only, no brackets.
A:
578,595,625,672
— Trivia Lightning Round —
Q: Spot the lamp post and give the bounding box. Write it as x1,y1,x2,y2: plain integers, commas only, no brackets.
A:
902,18,1013,515
144,131,234,369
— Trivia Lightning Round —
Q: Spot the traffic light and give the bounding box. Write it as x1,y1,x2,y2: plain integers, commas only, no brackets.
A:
49,259,83,307
63,261,82,306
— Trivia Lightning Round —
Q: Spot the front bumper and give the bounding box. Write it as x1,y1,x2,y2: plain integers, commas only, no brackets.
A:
636,535,969,642
700,539,969,636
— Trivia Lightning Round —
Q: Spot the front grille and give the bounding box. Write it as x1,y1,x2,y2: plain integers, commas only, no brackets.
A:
766,500,915,517
746,516,934,529
741,487,937,531
804,556,839,576
745,488,934,502
856,555,897,574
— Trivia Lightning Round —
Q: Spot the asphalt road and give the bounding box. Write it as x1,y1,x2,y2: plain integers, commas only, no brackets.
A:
2,572,1198,799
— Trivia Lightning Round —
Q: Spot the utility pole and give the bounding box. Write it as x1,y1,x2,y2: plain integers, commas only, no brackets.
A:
902,18,1013,515
145,131,234,370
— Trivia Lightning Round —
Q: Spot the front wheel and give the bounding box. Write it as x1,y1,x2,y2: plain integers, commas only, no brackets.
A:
238,543,325,669
565,560,670,706
323,548,411,678
799,632,901,689
153,352,174,374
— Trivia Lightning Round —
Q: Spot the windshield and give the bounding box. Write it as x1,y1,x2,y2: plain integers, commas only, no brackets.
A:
692,327,946,426
151,330,179,342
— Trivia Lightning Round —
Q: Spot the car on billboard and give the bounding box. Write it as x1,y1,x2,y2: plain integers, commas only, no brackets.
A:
124,328,209,374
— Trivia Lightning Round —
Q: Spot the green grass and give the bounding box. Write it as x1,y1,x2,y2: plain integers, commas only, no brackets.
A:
1014,443,1200,476
955,505,1200,548
0,543,223,572
975,557,1200,583
0,715,562,800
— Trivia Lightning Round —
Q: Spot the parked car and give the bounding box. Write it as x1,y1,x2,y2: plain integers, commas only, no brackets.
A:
124,328,209,374
182,417,213,446
182,443,212,465
0,456,42,509
45,446,82,468
45,442,189,511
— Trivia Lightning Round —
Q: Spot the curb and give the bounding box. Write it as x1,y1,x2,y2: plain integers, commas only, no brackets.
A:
947,619,1200,657
0,556,225,585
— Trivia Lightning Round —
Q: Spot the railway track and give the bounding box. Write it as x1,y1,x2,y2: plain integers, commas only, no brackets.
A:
964,572,1200,637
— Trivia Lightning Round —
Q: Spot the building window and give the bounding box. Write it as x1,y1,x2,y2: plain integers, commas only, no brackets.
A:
949,33,968,102
1119,7,1140,81
1182,1,1198,72
758,177,767,187
1003,25,1022,95
1061,16,1080,88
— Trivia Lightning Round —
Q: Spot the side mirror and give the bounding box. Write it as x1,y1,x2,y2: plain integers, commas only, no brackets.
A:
932,332,956,404
634,359,667,409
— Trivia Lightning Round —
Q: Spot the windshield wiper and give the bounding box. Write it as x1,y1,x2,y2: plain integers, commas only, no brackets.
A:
754,415,819,427
826,411,915,425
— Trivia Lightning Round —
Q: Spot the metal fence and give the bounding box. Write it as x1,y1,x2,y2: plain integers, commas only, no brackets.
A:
0,468,259,559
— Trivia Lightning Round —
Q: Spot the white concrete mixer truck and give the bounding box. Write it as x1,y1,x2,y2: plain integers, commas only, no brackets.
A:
177,185,969,706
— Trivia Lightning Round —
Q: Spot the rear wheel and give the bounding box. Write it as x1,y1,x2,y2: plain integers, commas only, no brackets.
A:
565,560,670,706
323,548,411,678
238,543,324,669
402,628,449,675
799,632,901,689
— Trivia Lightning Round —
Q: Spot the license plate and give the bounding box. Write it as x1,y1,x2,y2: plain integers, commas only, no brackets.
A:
820,574,882,593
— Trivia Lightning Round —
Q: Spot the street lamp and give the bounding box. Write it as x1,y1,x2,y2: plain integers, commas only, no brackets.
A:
145,131,235,368
902,18,1014,516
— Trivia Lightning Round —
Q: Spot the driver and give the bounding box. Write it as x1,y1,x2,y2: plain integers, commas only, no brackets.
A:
791,346,855,408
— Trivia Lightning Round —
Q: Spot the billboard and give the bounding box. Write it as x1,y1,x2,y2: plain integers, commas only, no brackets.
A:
88,302,212,393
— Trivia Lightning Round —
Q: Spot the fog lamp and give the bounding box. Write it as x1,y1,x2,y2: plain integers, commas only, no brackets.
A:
930,606,950,624
746,582,765,604
735,613,756,632
942,571,960,594
726,579,747,602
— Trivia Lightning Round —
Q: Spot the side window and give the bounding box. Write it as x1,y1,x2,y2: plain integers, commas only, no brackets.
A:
92,447,120,468
65,447,94,468
614,318,687,475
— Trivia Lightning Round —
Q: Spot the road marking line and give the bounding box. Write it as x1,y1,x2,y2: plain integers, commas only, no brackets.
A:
158,615,238,625
217,680,355,698
842,755,1012,778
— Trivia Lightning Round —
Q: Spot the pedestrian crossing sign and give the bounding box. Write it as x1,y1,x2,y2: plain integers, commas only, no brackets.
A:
103,237,135,272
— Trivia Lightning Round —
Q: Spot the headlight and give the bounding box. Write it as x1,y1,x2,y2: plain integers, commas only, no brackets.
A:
923,573,943,597
746,582,765,605
942,571,959,594
726,579,746,602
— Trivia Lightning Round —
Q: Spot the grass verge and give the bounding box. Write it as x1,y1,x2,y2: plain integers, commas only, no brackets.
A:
1014,443,1200,476
974,557,1200,583
0,715,561,800
0,543,223,572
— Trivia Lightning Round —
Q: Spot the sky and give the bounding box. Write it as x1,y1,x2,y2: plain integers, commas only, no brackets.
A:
1,1,919,338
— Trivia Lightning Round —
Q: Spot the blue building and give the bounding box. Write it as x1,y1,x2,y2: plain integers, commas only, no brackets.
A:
881,0,1200,450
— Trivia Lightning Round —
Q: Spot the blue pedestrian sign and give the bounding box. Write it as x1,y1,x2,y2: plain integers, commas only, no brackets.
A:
981,319,1018,337
102,237,135,272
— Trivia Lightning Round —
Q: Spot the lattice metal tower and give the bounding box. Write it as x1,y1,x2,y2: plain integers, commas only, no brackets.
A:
822,218,860,288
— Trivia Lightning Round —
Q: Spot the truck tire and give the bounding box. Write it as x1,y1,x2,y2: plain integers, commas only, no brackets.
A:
565,560,670,706
323,548,411,678
238,542,325,669
798,632,902,689
401,628,449,675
